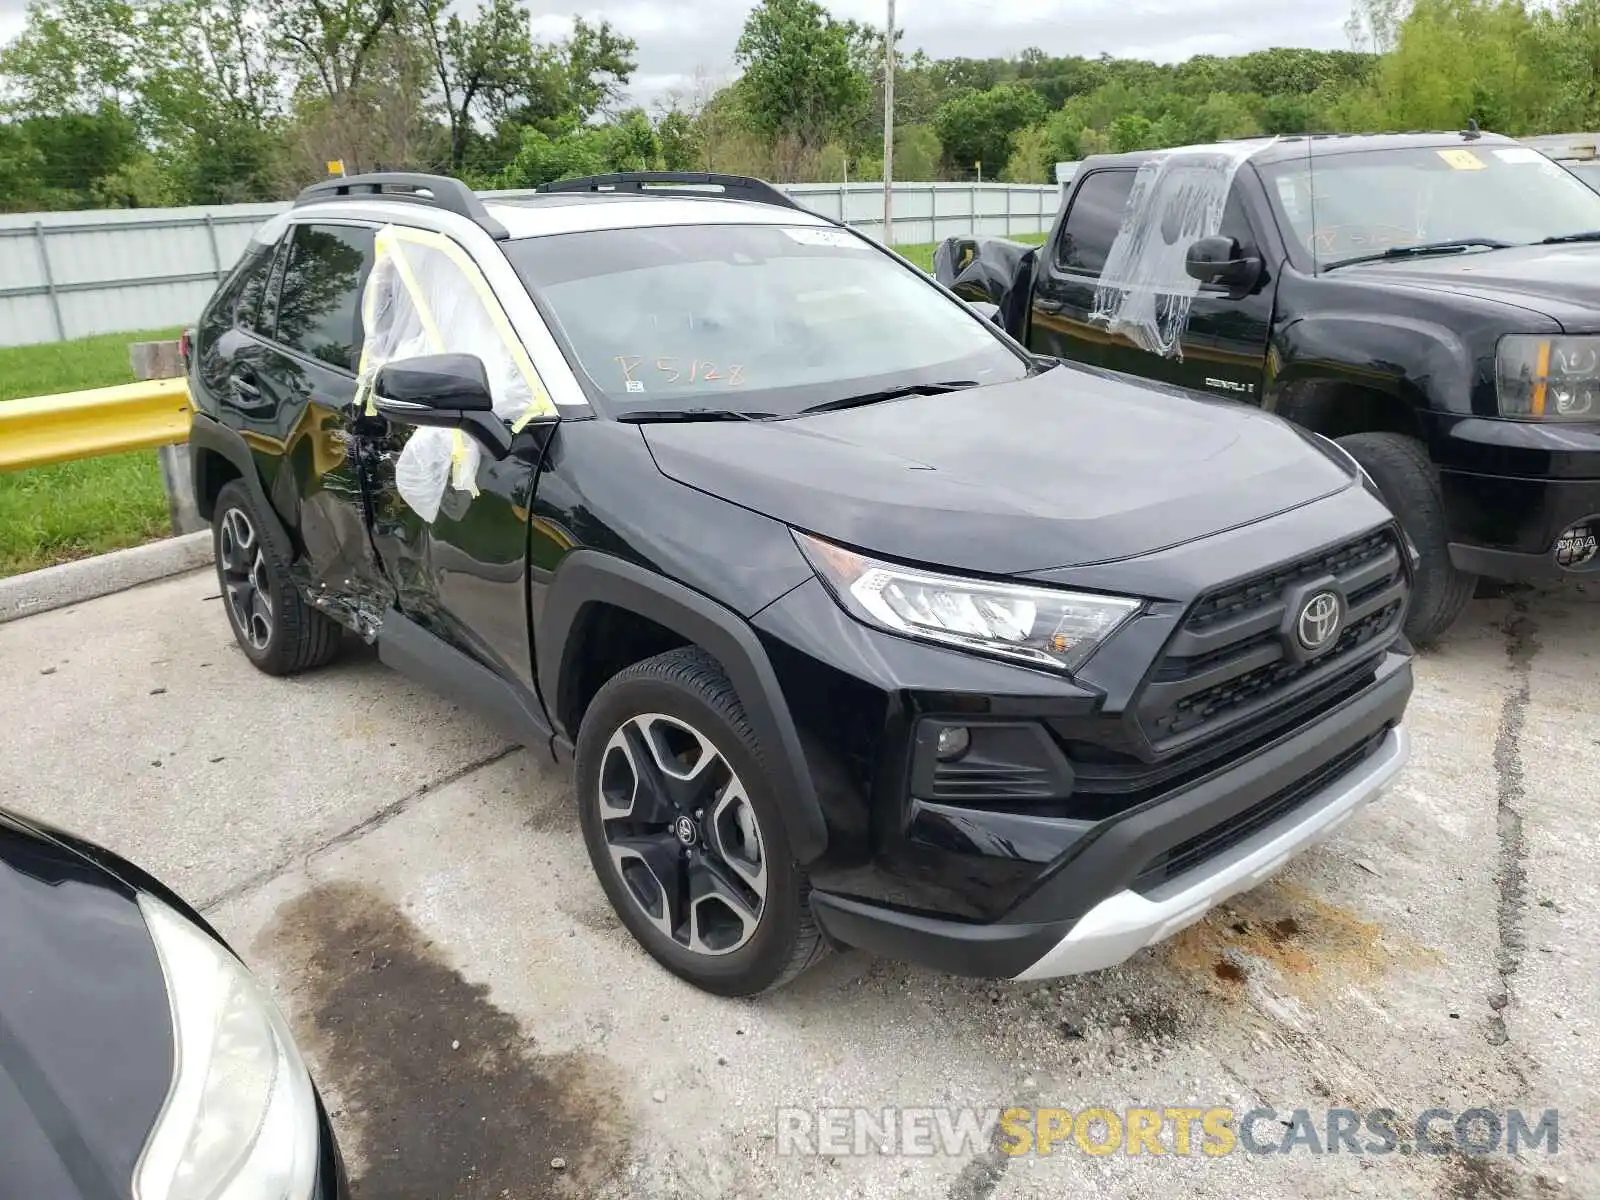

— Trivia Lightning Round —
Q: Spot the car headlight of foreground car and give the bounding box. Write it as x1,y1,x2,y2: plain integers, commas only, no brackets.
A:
134,894,319,1200
1496,334,1600,418
795,531,1141,673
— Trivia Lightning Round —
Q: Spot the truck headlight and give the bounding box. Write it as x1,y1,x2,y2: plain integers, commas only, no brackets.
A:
1496,334,1600,418
795,531,1141,673
134,895,319,1200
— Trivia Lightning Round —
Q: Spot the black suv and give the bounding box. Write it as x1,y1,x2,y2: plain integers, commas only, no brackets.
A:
940,131,1600,644
187,171,1413,996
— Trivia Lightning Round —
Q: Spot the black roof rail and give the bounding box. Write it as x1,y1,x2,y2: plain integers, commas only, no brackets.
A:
294,172,509,240
535,171,804,213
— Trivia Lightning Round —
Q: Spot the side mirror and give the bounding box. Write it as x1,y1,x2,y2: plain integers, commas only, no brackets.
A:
373,353,550,460
1184,235,1262,293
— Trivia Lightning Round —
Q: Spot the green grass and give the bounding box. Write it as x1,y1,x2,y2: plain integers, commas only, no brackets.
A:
0,327,182,578
895,230,1048,273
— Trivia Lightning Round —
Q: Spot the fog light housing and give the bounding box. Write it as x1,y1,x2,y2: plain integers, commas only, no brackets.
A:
935,726,971,762
1554,520,1598,569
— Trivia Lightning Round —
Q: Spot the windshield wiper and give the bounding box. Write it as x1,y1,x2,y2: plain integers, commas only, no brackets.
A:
1541,230,1600,244
615,407,774,423
795,381,979,416
1322,238,1513,271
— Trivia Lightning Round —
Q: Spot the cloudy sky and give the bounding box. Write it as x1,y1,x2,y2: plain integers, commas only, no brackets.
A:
0,0,1356,109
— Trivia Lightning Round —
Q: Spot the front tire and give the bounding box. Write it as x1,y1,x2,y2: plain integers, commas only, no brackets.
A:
575,647,826,996
212,479,342,676
1337,431,1476,646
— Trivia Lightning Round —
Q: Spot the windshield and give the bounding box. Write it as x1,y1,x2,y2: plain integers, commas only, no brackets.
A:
503,223,1028,416
1257,144,1600,268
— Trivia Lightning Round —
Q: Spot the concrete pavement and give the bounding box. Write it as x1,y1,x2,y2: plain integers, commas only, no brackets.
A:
1,569,1594,1199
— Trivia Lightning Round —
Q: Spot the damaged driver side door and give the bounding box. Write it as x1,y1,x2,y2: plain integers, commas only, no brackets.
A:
358,227,559,696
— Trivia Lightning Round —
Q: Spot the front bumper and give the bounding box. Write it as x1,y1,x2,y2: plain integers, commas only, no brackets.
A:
1013,725,1406,978
1433,415,1600,579
806,652,1412,980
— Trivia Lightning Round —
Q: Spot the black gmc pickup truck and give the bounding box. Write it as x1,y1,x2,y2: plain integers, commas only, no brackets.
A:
939,131,1600,643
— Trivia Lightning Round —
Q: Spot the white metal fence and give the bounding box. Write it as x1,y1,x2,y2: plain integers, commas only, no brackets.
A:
0,181,1060,348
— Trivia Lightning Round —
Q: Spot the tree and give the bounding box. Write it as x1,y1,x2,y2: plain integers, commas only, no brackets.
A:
733,0,868,149
1001,123,1051,182
561,18,637,123
894,124,941,180
656,108,701,170
420,0,537,171
267,0,403,101
934,84,1045,175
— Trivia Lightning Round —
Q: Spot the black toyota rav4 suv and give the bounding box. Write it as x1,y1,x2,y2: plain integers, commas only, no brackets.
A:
186,171,1413,996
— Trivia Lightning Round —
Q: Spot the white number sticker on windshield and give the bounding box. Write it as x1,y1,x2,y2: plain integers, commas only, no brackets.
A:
1493,147,1547,165
782,227,863,249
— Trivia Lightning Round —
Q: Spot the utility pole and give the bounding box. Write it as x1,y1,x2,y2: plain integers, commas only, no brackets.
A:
882,0,895,245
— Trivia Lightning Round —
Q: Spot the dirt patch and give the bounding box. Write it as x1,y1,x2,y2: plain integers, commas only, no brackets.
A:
1125,998,1185,1041
1163,880,1440,996
257,881,629,1199
1435,1151,1570,1199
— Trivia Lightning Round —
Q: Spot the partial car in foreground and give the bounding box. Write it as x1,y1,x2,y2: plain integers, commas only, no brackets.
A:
187,171,1414,996
0,807,346,1199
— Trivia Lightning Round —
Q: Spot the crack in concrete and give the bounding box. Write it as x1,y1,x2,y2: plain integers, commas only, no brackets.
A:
1488,600,1536,1056
945,1079,1039,1200
198,743,521,912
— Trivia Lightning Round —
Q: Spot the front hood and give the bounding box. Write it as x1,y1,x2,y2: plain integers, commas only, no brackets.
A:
1343,244,1600,328
0,813,172,1199
643,366,1353,576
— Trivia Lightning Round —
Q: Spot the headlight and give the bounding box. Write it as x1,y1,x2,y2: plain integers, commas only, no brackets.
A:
795,531,1141,673
134,895,319,1200
1496,334,1600,418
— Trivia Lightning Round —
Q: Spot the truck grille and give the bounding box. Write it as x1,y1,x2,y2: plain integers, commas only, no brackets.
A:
1137,527,1407,755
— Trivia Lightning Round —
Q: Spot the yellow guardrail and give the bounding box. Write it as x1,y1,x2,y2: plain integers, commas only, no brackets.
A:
0,378,192,472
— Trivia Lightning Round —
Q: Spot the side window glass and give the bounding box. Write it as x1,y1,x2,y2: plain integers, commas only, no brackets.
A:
1219,189,1256,250
233,239,280,332
273,224,374,372
1057,171,1136,276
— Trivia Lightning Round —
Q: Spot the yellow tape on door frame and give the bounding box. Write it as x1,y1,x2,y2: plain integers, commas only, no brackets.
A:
356,223,556,425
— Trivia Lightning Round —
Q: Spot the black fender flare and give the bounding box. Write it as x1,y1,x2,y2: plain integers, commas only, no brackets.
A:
188,412,296,562
1265,312,1468,433
537,551,828,864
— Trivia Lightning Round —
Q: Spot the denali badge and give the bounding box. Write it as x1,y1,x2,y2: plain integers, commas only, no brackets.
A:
1297,591,1343,652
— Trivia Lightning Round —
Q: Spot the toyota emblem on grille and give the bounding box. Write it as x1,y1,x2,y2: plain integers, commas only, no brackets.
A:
1296,590,1343,652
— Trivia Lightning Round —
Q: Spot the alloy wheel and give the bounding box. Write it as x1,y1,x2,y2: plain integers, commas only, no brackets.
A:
598,713,768,955
218,507,273,651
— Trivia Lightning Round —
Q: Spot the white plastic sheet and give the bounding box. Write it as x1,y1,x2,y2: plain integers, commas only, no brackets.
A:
355,225,555,523
1091,140,1269,359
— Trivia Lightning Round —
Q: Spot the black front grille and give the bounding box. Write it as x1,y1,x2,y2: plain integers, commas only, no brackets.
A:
1130,728,1389,892
1137,527,1407,754
1186,530,1394,630
1169,600,1402,730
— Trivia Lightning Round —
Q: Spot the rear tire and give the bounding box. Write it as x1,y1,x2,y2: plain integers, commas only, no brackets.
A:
575,646,826,996
212,479,342,675
1337,432,1475,646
